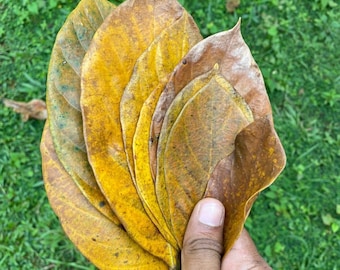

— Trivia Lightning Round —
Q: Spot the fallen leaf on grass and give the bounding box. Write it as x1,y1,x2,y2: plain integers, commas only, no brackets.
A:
226,0,240,13
3,98,47,121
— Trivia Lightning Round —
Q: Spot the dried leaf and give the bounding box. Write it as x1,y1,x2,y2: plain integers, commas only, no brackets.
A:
226,0,240,13
80,0,186,266
42,1,286,267
133,84,176,245
150,20,271,176
155,67,219,227
41,123,168,270
157,73,253,246
120,9,201,248
3,98,47,121
121,9,201,182
153,20,285,250
205,116,286,253
46,0,118,223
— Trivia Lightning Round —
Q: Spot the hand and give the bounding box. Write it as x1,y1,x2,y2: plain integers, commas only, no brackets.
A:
181,198,272,270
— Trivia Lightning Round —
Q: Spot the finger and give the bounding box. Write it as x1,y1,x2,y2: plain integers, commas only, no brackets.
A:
221,228,272,270
181,198,225,270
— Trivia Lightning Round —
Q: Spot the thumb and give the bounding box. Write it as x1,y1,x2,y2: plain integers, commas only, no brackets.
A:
181,198,225,270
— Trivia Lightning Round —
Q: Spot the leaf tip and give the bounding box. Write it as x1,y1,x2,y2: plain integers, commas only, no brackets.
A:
233,18,242,33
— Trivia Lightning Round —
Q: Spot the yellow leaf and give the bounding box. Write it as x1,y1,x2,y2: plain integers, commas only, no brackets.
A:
46,0,118,224
158,73,253,246
80,0,188,266
132,84,177,248
121,9,201,182
41,123,168,270
120,9,201,249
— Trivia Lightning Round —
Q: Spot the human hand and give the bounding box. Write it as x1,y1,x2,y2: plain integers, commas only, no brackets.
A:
181,198,272,270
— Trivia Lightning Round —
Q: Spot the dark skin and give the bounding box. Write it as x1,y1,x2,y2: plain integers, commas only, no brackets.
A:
181,198,272,270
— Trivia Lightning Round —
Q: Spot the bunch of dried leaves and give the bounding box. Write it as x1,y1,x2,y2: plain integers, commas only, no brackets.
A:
40,0,286,269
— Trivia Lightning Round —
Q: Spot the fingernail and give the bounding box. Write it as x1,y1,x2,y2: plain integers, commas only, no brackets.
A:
198,201,224,227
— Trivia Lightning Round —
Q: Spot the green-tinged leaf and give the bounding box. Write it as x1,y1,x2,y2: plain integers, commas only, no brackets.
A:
46,0,118,223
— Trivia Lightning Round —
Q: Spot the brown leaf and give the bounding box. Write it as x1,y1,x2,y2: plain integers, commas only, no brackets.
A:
46,0,118,224
40,123,168,270
205,116,286,253
157,72,253,246
3,98,47,121
226,0,240,13
150,20,271,177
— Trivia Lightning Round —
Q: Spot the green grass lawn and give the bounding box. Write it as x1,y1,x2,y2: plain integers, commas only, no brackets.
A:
1,0,339,269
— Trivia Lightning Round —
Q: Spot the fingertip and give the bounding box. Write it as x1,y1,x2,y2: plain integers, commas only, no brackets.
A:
181,198,225,269
197,198,225,227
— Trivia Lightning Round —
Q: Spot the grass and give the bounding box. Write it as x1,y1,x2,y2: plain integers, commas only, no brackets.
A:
0,0,339,269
